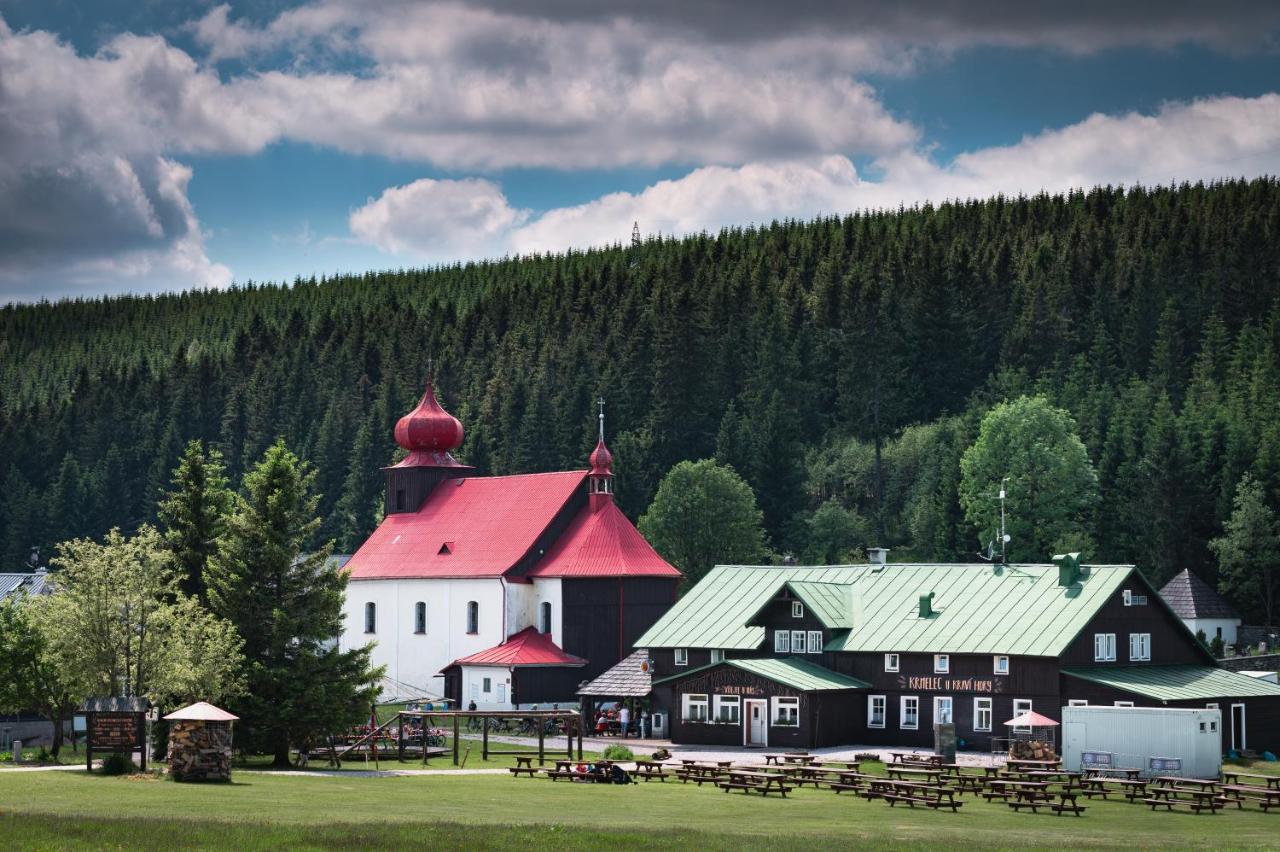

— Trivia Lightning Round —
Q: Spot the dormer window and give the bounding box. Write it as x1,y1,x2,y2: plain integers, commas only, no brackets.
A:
934,654,949,673
885,653,899,672
792,601,804,618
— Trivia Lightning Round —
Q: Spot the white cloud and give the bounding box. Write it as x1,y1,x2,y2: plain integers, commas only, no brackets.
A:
352,93,1280,261
350,178,529,257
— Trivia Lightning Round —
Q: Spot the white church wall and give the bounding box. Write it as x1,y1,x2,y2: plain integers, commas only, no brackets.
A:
1184,617,1240,646
341,577,505,700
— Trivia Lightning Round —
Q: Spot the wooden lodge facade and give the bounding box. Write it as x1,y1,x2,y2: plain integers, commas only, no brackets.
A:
639,554,1280,753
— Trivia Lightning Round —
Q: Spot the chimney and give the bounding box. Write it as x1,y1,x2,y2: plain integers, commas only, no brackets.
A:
918,592,936,618
867,547,890,566
1052,552,1082,587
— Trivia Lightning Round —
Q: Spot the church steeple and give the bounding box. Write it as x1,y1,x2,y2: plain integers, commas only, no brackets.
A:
588,397,613,510
383,367,473,515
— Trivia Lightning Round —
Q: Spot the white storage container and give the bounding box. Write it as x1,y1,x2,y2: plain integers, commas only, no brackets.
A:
1061,706,1222,779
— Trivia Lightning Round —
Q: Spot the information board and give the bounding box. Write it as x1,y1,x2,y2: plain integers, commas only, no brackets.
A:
90,713,139,749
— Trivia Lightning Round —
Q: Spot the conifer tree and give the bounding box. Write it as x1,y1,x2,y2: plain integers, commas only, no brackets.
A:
1211,474,1280,627
207,440,381,766
157,440,233,602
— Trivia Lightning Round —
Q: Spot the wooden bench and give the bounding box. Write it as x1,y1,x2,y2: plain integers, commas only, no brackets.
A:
886,766,943,785
1145,787,1224,814
1222,771,1280,790
866,779,963,811
676,764,729,786
719,770,792,797
1051,793,1087,817
509,756,538,778
1221,784,1280,812
890,751,942,766
951,775,985,794
632,760,670,782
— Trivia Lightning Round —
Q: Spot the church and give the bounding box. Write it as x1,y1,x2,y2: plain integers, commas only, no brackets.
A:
338,378,681,709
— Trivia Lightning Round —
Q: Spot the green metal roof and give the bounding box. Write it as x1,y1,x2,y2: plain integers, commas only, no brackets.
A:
635,562,1138,657
654,656,869,692
786,582,854,629
1062,666,1280,702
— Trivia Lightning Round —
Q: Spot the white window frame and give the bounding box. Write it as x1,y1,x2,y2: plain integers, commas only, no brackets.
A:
1123,589,1132,606
868,695,886,729
674,648,688,666
414,601,426,634
1068,699,1088,707
934,695,953,725
900,696,919,730
1093,633,1116,662
807,630,824,654
710,649,725,663
482,676,491,693
364,601,376,634
974,697,992,732
790,630,806,653
469,682,479,701
496,682,506,704
934,654,950,674
1129,632,1151,662
466,600,478,634
884,653,899,673
774,630,790,653
791,601,805,618
1012,699,1032,733
713,694,741,725
771,697,800,727
993,655,1009,675
1114,701,1134,708
682,693,709,722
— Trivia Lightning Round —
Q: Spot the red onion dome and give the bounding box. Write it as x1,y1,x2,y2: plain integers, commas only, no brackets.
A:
395,382,464,454
588,438,613,476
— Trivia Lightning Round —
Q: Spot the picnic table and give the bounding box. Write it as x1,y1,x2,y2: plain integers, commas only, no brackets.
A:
763,752,810,766
1085,767,1142,781
632,760,671,782
890,751,942,766
983,779,1049,802
812,759,862,771
886,766,944,785
1017,770,1083,789
1221,782,1280,812
1007,788,1086,816
1079,776,1148,802
951,774,986,794
1006,758,1062,771
1222,771,1280,790
864,779,963,811
1145,784,1225,813
509,756,538,778
676,763,731,786
719,769,793,797
1156,776,1219,791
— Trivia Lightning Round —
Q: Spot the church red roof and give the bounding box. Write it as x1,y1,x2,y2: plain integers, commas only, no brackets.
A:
344,471,587,580
449,627,587,668
527,500,680,578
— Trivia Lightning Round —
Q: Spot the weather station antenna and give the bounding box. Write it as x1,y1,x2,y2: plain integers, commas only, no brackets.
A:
977,477,1011,564
629,221,641,268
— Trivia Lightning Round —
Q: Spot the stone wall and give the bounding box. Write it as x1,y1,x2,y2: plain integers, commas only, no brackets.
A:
167,720,232,781
1219,653,1280,673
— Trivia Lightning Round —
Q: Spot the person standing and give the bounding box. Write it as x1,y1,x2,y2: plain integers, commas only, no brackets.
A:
619,704,630,739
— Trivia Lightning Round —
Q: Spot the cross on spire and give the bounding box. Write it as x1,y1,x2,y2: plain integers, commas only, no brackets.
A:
597,396,605,443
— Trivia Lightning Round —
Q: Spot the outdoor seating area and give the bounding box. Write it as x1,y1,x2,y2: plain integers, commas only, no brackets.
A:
501,745,1280,823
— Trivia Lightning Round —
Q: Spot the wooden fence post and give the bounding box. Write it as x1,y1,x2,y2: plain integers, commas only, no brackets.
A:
482,715,489,760
452,714,460,766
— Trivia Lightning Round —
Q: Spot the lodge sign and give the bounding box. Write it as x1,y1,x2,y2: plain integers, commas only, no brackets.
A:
903,676,996,694
90,713,139,749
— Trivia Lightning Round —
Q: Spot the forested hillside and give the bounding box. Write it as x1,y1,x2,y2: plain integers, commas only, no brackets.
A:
3,180,1279,615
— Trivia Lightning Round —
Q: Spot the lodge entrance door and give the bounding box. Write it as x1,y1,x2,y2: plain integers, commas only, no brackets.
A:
745,700,767,746
1231,703,1246,751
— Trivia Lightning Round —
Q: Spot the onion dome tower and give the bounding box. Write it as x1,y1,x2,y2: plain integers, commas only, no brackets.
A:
588,397,614,511
384,370,473,515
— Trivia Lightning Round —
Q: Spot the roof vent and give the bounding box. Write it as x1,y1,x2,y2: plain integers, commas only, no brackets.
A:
918,592,936,618
867,547,890,566
438,542,454,555
1052,552,1081,587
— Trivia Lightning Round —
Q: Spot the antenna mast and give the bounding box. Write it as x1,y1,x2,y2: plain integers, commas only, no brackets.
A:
597,396,605,443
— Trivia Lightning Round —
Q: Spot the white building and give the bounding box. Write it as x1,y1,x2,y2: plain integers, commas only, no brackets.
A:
338,380,680,709
1159,568,1242,647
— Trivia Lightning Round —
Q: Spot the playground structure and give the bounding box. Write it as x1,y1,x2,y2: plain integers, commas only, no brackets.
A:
334,710,585,766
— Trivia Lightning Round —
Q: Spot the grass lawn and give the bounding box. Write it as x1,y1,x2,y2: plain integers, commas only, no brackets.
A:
233,734,603,771
3,765,1280,850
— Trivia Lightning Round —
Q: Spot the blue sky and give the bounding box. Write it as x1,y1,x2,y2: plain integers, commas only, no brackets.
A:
1,1,1279,303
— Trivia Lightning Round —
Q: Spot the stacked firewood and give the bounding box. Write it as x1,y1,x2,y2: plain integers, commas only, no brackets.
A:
1008,739,1056,761
167,720,233,781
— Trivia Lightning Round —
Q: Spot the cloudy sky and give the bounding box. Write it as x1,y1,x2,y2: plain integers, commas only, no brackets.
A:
3,1,1280,304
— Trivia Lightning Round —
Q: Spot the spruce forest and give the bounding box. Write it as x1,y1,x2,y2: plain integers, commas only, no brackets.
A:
3,180,1279,620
